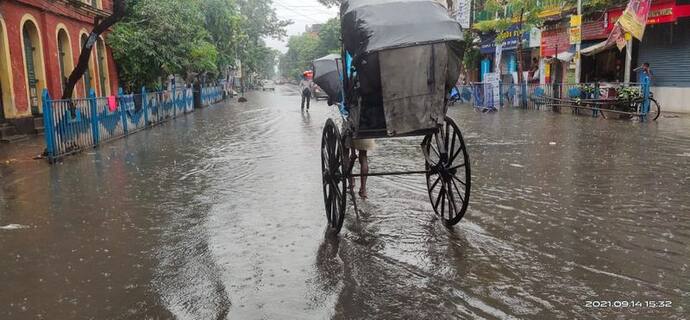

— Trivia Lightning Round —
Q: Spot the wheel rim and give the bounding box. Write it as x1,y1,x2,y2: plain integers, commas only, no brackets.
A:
423,117,471,226
649,99,661,121
321,119,347,232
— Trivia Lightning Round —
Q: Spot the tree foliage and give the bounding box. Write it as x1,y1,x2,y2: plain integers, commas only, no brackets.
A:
279,18,341,80
474,0,628,34
316,18,341,57
316,0,341,7
236,0,291,81
109,0,290,90
279,34,320,80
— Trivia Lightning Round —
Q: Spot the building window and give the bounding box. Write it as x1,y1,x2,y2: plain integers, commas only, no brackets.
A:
57,28,74,94
96,38,110,96
81,33,96,96
21,18,46,115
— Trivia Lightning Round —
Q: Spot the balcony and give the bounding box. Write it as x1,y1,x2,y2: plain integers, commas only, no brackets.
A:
65,0,111,17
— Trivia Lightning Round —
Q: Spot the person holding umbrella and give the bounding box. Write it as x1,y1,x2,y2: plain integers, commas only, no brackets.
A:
300,71,313,110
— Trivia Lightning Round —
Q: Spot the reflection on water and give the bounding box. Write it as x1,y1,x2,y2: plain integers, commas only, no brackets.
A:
1,86,689,319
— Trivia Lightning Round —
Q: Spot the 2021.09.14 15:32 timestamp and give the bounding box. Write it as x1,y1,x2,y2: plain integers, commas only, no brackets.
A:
585,300,673,309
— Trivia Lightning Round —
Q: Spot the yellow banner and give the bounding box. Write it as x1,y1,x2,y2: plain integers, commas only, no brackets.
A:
569,26,581,44
570,15,582,27
618,11,646,39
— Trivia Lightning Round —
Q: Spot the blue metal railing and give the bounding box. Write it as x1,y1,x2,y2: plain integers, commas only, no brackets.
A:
201,86,223,107
452,81,652,118
42,85,224,163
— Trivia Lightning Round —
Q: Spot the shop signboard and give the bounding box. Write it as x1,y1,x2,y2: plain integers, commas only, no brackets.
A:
607,0,689,30
540,23,571,57
570,14,582,44
480,23,529,54
570,15,582,27
495,45,503,72
582,15,608,40
453,0,472,29
618,0,653,39
483,72,501,108
570,26,582,44
529,28,542,48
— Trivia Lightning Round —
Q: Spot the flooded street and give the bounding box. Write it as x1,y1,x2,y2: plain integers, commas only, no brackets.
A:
1,86,689,319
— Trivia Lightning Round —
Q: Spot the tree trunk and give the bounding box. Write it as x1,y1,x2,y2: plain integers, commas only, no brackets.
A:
61,0,127,100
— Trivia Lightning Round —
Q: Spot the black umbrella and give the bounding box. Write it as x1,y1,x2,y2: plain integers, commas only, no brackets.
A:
312,54,343,104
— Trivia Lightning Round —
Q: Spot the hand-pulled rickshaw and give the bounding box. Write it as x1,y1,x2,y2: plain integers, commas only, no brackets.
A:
313,0,471,234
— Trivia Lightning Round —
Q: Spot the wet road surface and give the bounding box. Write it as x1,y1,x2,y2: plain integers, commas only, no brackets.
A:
1,85,689,319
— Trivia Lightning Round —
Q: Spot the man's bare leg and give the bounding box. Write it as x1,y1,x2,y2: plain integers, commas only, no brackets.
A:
359,150,368,199
348,149,357,190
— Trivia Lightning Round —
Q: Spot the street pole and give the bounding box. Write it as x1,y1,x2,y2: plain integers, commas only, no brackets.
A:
516,8,525,85
624,36,632,84
575,0,582,83
516,8,526,108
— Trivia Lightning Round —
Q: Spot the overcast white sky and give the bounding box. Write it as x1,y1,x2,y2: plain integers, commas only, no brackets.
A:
266,0,339,53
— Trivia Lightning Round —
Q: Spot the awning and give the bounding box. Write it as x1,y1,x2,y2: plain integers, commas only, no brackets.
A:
581,40,615,56
546,51,575,62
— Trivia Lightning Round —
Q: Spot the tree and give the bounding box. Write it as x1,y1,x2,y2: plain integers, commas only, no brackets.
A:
317,0,341,7
233,0,291,84
61,0,127,99
279,33,321,80
202,0,244,71
109,0,218,89
238,0,291,41
316,18,341,57
279,18,341,80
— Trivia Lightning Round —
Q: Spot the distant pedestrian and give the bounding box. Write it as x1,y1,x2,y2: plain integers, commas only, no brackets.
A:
529,57,540,83
300,72,313,110
634,62,653,84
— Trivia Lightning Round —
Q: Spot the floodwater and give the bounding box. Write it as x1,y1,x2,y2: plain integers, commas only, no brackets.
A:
1,86,689,319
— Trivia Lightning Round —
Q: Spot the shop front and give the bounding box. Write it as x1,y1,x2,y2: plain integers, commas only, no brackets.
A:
633,0,690,112
579,13,626,83
479,23,531,83
540,21,572,84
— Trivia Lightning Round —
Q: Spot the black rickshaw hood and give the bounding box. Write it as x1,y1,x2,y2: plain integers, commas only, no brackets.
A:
340,0,463,58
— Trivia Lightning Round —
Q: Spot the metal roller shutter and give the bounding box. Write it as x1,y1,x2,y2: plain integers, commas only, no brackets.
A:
638,19,690,87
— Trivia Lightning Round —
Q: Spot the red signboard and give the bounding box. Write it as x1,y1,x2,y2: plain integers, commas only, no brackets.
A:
607,0,690,30
541,27,571,57
582,16,609,40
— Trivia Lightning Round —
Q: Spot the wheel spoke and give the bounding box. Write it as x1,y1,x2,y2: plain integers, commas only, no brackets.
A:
329,186,337,227
433,184,444,211
449,163,466,171
326,185,334,221
446,181,456,217
334,185,343,204
428,174,441,192
440,189,446,219
329,144,338,172
431,142,441,160
448,180,458,214
452,174,466,187
449,143,463,164
322,148,330,171
444,122,450,154
450,129,457,162
450,177,465,204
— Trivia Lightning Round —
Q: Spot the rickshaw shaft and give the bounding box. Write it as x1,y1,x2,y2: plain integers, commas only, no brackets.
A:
342,170,430,178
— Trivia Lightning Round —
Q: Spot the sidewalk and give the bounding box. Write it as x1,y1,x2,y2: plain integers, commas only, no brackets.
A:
0,135,45,165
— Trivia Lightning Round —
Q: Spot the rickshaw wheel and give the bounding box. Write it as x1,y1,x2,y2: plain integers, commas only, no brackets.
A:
647,98,661,121
321,119,347,233
422,116,471,226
